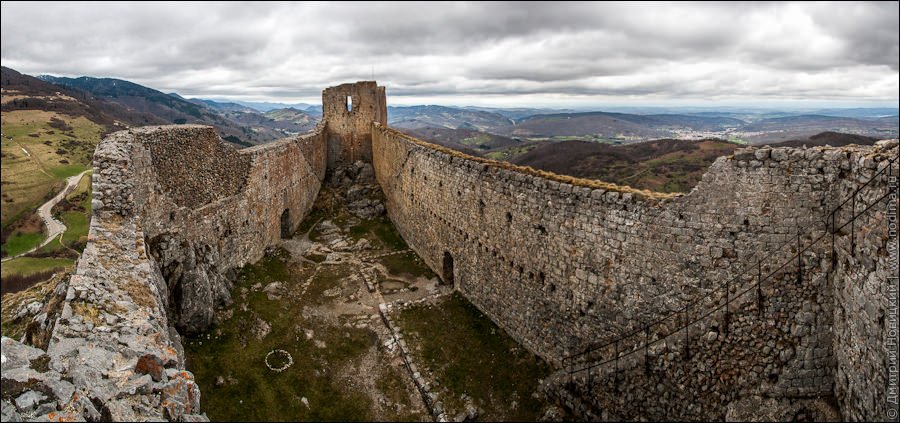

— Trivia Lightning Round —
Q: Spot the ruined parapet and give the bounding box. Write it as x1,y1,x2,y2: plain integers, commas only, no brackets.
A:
2,79,895,421
112,125,326,334
372,123,898,420
322,81,387,171
1,124,328,421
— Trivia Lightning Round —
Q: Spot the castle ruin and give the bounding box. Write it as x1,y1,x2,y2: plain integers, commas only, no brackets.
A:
1,82,897,422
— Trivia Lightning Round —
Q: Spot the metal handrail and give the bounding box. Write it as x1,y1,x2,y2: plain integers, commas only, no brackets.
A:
563,153,898,378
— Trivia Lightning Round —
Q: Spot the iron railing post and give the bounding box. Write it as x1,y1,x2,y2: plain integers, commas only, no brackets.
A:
724,277,730,336
851,192,856,255
614,340,619,388
831,211,836,271
644,326,650,375
684,310,691,359
757,259,763,317
587,363,592,395
797,232,802,284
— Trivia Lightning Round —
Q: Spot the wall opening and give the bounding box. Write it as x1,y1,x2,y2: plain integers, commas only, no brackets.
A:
346,95,353,112
442,251,455,286
280,209,291,239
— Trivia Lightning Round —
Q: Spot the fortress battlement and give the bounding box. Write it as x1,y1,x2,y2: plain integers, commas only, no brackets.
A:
2,82,896,422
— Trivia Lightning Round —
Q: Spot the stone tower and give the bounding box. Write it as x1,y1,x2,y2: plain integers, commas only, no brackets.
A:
322,81,387,170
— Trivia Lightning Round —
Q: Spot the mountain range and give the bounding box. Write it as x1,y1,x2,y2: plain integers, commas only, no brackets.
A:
35,73,318,146
5,66,895,149
2,65,896,210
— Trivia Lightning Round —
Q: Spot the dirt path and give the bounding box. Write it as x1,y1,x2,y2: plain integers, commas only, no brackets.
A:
13,140,52,178
1,170,90,262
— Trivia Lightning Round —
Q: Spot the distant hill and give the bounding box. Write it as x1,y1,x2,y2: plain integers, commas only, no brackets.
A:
263,108,318,131
39,75,209,118
37,75,321,146
463,106,575,120
512,138,740,193
38,75,271,146
2,67,137,258
741,115,896,143
388,105,513,131
496,111,745,141
809,108,899,119
2,66,167,131
764,131,880,148
188,98,257,113
397,126,521,156
231,100,320,114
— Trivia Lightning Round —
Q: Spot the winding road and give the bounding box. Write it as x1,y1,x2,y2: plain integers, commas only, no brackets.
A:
1,170,91,263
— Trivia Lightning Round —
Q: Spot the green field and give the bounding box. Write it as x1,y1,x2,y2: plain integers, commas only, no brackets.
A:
2,231,44,257
1,110,100,231
396,292,553,421
0,257,75,279
1,109,98,288
484,144,539,161
51,172,92,252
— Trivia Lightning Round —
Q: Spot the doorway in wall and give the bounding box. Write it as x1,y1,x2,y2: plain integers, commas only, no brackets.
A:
442,251,455,286
280,209,291,239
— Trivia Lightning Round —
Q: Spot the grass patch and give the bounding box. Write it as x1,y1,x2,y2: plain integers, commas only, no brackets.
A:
306,265,352,305
307,253,327,263
46,164,89,179
379,251,435,279
295,205,329,236
72,301,101,325
376,365,424,421
347,215,409,251
1,110,101,227
0,257,74,279
58,211,88,247
2,231,44,257
121,279,157,308
185,249,383,422
396,292,552,421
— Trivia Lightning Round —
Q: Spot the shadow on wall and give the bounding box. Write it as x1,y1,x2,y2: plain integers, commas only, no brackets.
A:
442,251,454,286
281,209,291,239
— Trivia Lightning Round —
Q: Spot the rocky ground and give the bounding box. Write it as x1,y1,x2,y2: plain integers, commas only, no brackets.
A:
184,183,440,421
183,173,563,421
388,293,564,421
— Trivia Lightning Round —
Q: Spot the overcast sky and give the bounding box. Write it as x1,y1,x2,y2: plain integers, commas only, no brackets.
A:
2,1,897,107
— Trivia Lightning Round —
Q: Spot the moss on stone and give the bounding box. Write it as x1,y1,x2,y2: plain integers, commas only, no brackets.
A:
396,292,553,421
378,252,435,279
185,249,378,421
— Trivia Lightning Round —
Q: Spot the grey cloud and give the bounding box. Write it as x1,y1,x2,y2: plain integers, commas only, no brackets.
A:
1,1,896,105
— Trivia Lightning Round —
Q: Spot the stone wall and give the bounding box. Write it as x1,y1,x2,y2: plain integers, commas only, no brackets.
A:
1,124,327,421
828,149,898,422
545,257,839,421
130,125,327,333
2,79,895,421
372,124,898,420
322,81,387,170
545,142,898,421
